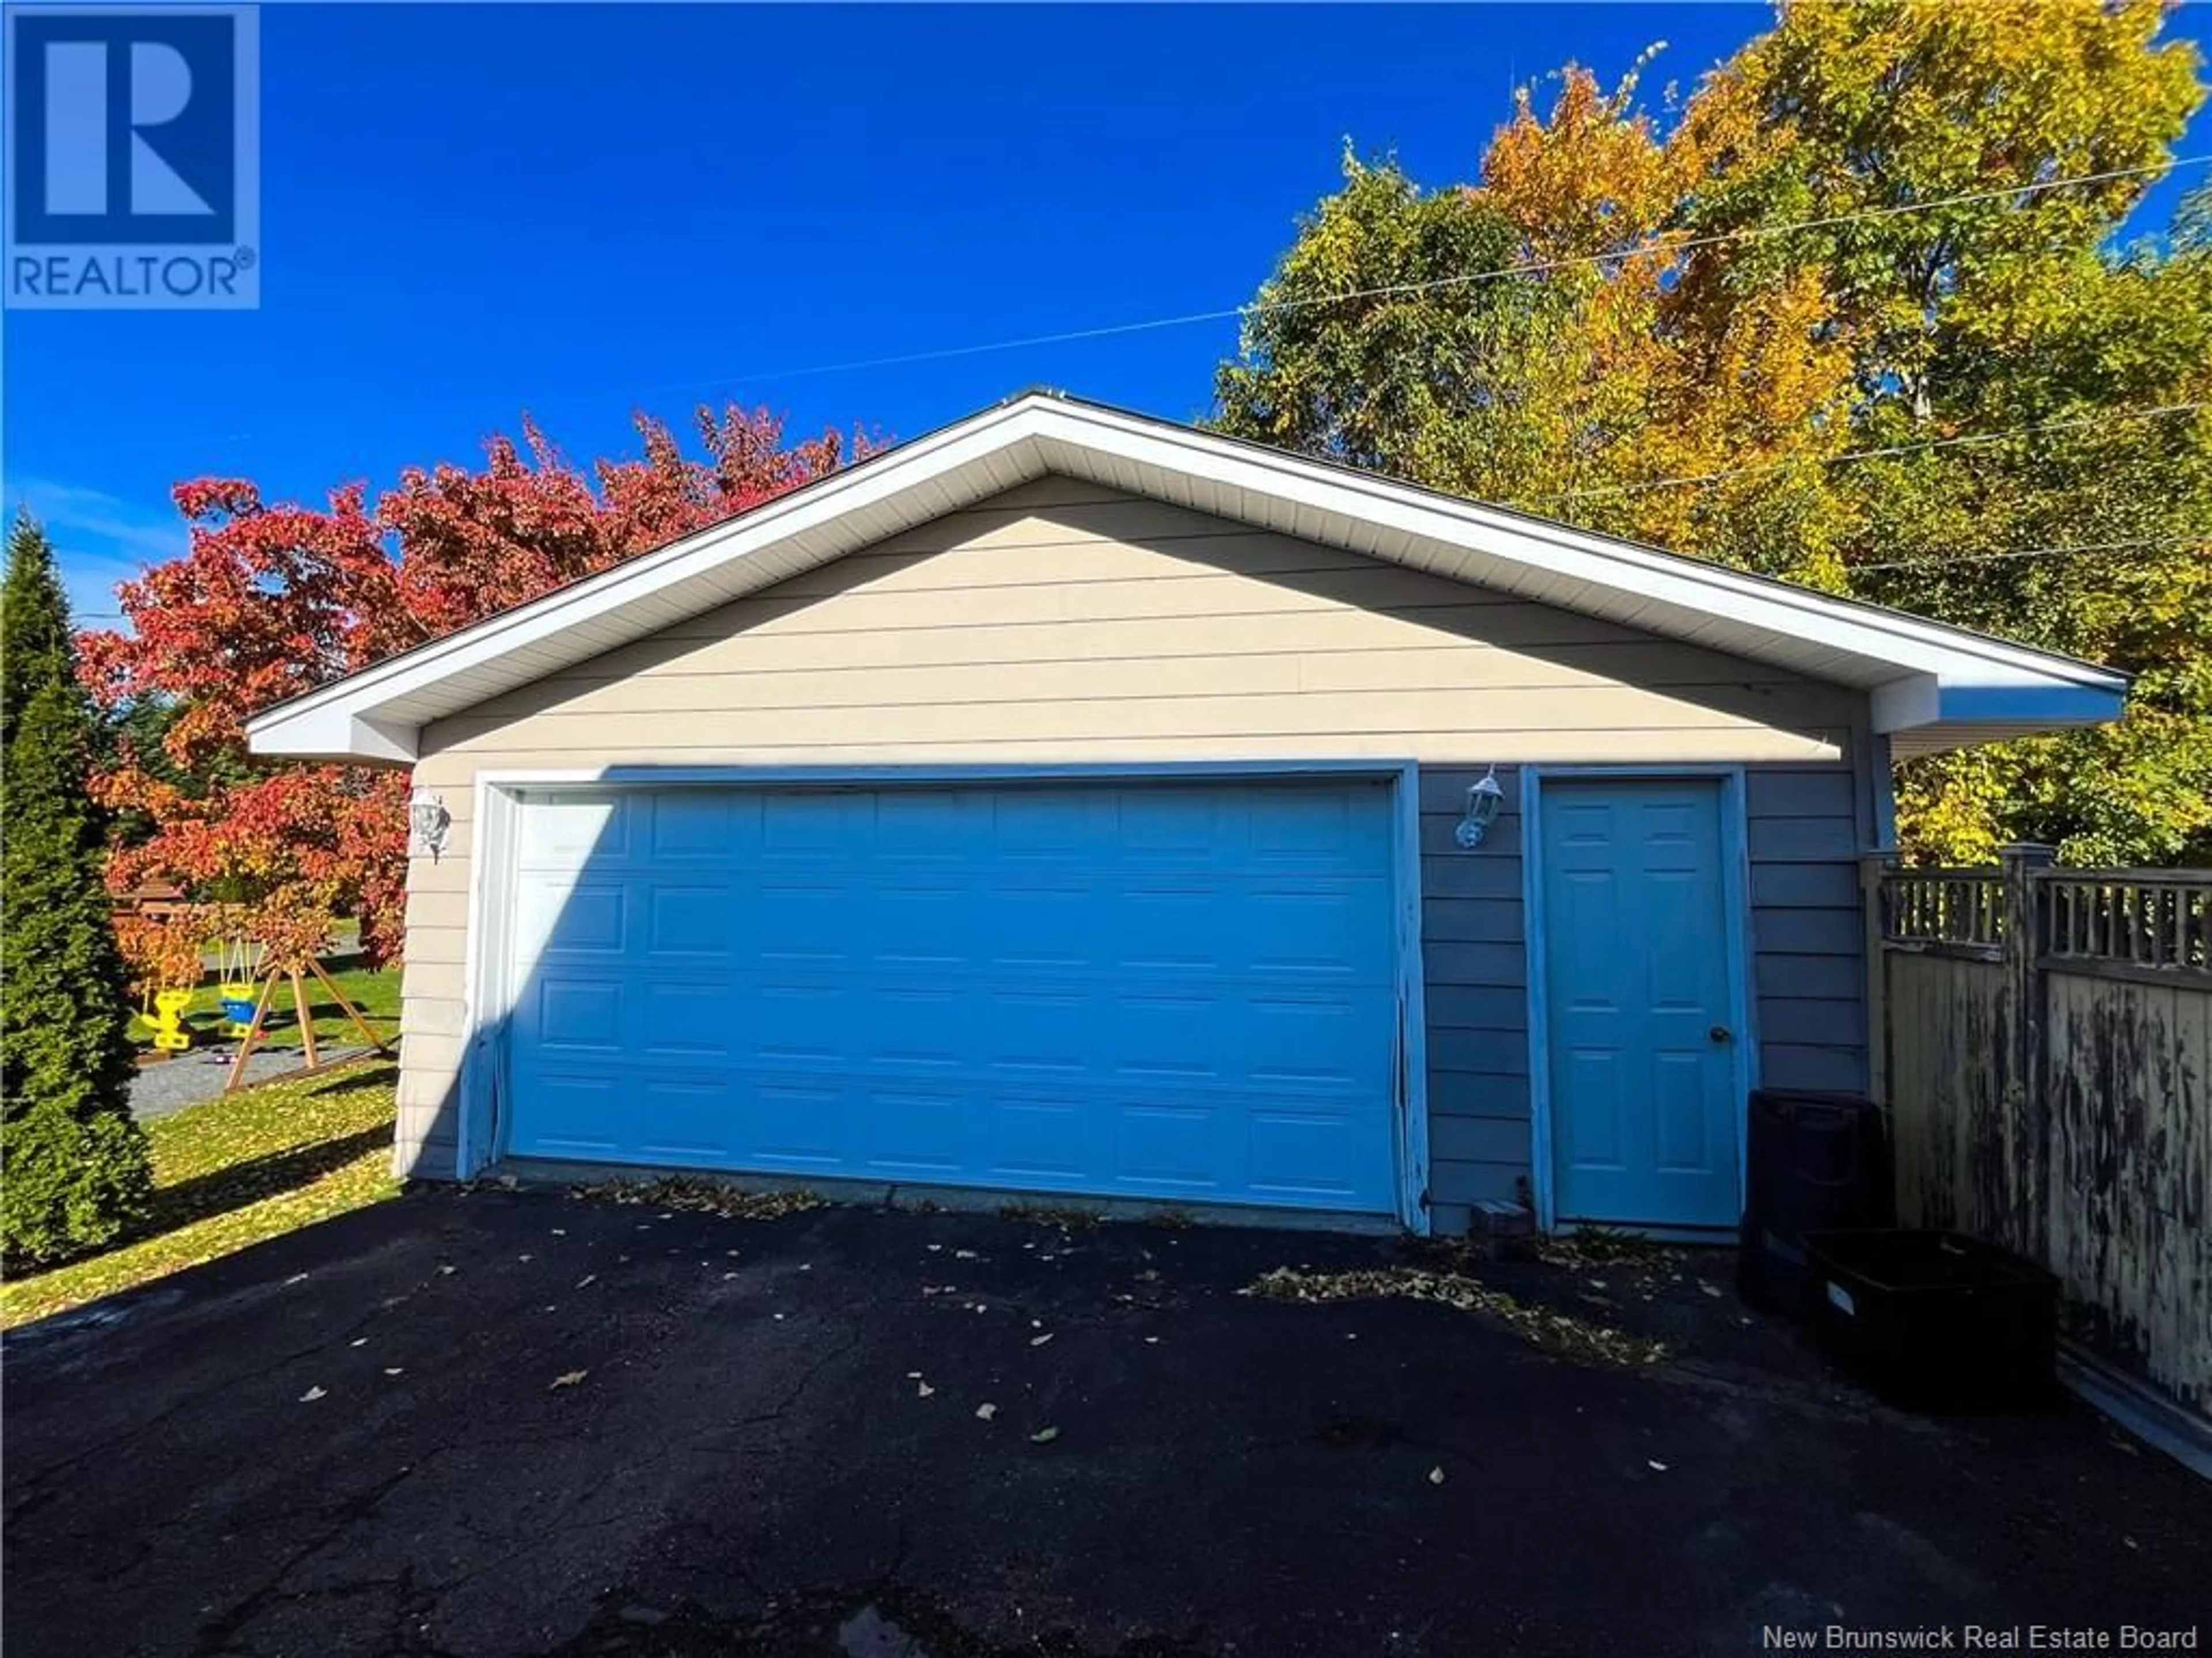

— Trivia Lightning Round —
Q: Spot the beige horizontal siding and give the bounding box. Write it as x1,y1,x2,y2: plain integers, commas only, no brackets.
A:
396,476,1869,1185
418,484,1854,773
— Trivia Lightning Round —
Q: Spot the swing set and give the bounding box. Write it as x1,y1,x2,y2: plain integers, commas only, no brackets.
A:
214,930,393,1094
119,906,394,1090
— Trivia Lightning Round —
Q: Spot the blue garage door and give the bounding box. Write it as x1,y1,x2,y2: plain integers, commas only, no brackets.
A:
502,778,1401,1214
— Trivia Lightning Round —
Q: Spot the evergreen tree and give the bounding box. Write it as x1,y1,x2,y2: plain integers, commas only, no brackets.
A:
2,513,151,1266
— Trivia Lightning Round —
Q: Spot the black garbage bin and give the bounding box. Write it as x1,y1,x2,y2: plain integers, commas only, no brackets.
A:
1805,1230,2058,1406
1736,1087,1893,1319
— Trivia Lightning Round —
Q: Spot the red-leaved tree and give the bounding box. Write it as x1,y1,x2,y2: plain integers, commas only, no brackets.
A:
81,407,869,965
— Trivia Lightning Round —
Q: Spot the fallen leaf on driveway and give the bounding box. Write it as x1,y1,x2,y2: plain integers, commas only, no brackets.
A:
383,1368,404,1378
916,1381,935,1398
299,1386,327,1402
1029,1426,1060,1444
518,1254,533,1263
1143,1337,1160,1345
1699,1284,1723,1298
437,1265,456,1277
349,1338,368,1348
1429,1466,1446,1486
976,1403,997,1421
1647,1460,1668,1472
284,1273,310,1287
955,1249,979,1260
1029,1333,1054,1348
575,1274,597,1289
550,1370,588,1390
551,1227,566,1236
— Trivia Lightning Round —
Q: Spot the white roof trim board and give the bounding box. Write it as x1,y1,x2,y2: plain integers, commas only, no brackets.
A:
247,392,2127,764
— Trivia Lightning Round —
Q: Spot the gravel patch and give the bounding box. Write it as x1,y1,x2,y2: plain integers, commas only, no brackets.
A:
130,1046,376,1122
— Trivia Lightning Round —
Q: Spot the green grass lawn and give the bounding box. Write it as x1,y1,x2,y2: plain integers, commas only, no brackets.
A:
130,961,402,1055
0,1062,402,1329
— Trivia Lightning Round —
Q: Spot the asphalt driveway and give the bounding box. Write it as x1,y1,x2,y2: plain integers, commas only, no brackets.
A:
5,1190,2207,1658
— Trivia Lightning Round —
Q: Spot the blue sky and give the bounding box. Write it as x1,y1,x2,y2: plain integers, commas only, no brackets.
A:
6,2,2209,624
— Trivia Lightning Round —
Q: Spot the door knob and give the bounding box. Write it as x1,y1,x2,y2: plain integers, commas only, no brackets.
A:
1709,1025,1732,1043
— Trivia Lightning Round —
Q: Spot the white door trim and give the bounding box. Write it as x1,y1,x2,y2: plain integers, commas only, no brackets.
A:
454,760,1431,1232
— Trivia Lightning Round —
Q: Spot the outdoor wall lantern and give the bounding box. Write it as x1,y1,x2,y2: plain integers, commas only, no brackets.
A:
1454,765,1506,849
410,786,452,863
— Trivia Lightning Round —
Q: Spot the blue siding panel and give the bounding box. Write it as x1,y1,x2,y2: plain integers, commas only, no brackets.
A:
1418,760,1869,1235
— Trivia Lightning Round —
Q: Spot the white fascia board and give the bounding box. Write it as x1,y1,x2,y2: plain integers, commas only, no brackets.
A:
253,709,421,764
1869,673,2123,737
246,405,1052,761
1032,400,2128,700
247,392,2128,764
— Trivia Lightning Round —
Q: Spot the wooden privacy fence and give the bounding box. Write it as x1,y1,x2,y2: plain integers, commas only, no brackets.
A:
1873,848,2210,1416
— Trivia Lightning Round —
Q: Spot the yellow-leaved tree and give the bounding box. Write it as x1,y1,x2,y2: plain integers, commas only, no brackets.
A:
1215,0,2211,866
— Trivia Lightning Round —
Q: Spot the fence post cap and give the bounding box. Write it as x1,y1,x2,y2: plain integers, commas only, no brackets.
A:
1998,843,2059,867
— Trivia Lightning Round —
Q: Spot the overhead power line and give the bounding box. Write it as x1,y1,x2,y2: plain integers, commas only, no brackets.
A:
1857,533,2209,572
1544,401,2212,504
643,153,2212,395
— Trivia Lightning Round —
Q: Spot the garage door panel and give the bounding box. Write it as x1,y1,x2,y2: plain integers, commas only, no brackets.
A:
534,977,625,1050
518,794,629,868
638,982,729,1058
988,885,1094,969
1114,887,1221,971
503,779,1401,1214
1248,787,1365,858
648,791,740,858
1115,993,1222,1081
1244,885,1389,976
1249,1109,1370,1200
751,983,852,1067
990,1094,1089,1178
1116,1101,1228,1190
752,884,851,961
643,885,736,957
1245,994,1380,1090
524,880,625,957
741,1080,846,1164
866,987,969,1070
987,988,1090,1074
872,884,971,967
760,791,862,858
865,1087,973,1173
634,1078,732,1160
513,1071,625,1159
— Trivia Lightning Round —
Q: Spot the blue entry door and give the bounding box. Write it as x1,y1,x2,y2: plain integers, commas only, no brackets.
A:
501,778,1402,1215
1539,777,1741,1230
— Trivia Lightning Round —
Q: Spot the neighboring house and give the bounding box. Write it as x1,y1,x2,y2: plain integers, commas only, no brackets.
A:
247,393,2125,1237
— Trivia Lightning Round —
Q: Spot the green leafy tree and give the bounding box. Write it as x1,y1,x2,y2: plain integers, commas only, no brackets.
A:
2,514,151,1266
1214,2,2211,865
